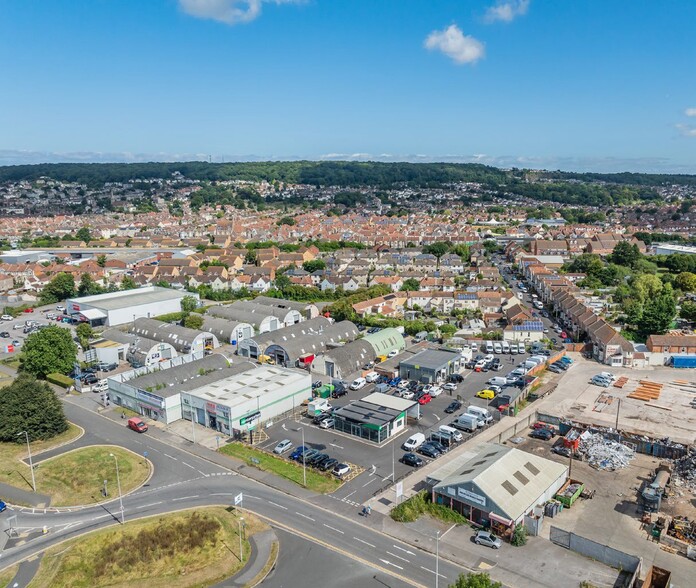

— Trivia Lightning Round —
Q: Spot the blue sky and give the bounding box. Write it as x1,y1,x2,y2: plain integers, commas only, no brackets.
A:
1,0,695,172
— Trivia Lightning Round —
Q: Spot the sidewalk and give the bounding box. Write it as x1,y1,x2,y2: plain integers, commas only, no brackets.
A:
0,482,51,509
213,528,278,588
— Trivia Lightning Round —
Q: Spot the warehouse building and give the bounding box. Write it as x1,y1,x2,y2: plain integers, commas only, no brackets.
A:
253,295,320,320
0,250,54,264
399,348,461,383
428,443,568,538
363,328,406,357
332,393,419,444
94,328,178,367
230,299,304,327
66,286,198,327
131,317,220,354
208,304,281,334
310,340,374,380
201,316,254,345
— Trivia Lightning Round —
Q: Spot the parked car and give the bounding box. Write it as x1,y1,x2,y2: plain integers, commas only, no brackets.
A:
55,305,65,312
529,428,553,440
23,308,34,313
397,380,411,390
313,412,332,425
0,314,12,321
443,382,457,392
331,387,348,398
400,390,415,400
547,364,564,374
428,440,448,454
127,417,148,433
332,463,351,477
476,389,496,400
417,444,441,458
289,445,307,460
0,332,9,338
401,453,424,467
273,439,293,455
475,530,502,549
309,452,329,466
319,417,335,429
319,458,339,471
444,400,462,414
429,386,443,398
0,498,6,513
313,454,333,469
448,373,464,383
417,393,432,405
387,349,398,358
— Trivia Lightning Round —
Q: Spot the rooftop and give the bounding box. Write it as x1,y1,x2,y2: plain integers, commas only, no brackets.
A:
399,348,460,369
70,286,193,311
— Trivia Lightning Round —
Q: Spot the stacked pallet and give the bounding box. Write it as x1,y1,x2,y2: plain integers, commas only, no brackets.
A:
627,380,663,402
613,376,629,388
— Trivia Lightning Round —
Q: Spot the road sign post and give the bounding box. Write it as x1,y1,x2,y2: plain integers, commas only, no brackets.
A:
234,492,243,509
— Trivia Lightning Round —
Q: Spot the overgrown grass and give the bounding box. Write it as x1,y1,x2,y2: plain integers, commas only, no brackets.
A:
0,564,18,587
34,446,150,506
0,357,20,369
0,423,81,498
219,442,341,494
29,507,266,588
390,490,469,525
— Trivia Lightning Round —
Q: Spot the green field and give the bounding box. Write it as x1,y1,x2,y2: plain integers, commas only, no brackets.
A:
34,446,150,506
220,442,341,494
28,508,266,588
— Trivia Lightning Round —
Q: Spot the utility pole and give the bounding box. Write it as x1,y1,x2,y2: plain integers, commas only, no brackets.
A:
17,431,36,492
110,453,125,523
435,530,441,588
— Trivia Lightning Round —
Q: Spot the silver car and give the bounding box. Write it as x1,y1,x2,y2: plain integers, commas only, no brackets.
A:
273,439,293,455
475,530,502,549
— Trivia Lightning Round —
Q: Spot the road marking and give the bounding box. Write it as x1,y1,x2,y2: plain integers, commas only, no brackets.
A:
433,414,441,422
211,493,235,496
181,462,195,469
342,490,357,500
172,495,199,501
245,494,261,500
90,514,112,521
163,453,178,460
323,524,345,534
441,523,457,538
295,511,315,521
362,478,377,487
197,470,207,476
380,558,403,570
420,566,447,579
386,551,410,563
329,443,344,449
268,501,288,510
137,501,163,509
353,537,376,548
392,545,416,555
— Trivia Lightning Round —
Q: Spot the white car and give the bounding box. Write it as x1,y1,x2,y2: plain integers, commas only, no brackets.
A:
0,315,12,321
443,382,457,392
470,342,478,351
401,390,415,400
387,349,398,358
422,384,434,394
55,305,65,312
397,380,410,390
13,324,22,330
429,386,443,397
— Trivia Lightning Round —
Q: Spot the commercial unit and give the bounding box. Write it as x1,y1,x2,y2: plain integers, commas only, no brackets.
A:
95,328,177,366
310,340,374,380
131,317,220,354
202,316,254,345
253,295,320,320
398,349,461,383
66,286,199,327
332,392,419,444
429,443,568,538
208,304,281,334
0,250,54,264
363,328,406,357
231,300,304,327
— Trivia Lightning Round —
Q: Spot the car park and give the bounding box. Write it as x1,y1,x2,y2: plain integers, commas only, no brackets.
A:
443,382,457,392
417,443,441,458
475,530,502,549
476,389,496,400
319,417,335,429
401,453,424,467
332,463,351,478
444,400,462,413
273,439,293,454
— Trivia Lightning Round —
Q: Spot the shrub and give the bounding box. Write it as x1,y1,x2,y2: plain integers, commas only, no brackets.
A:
511,523,527,546
46,373,75,388
154,311,183,323
390,490,468,525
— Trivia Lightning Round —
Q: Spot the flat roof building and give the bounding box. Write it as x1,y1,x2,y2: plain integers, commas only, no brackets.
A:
399,348,462,383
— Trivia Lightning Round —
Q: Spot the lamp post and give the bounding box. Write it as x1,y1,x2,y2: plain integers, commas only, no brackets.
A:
435,530,441,588
239,517,245,562
17,431,36,492
109,452,124,523
296,427,307,488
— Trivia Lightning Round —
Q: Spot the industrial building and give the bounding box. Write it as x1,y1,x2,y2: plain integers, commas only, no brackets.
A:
428,443,568,537
398,348,462,383
332,392,419,444
208,304,282,334
131,317,220,354
252,295,320,320
363,328,406,357
236,317,358,366
231,300,304,327
0,250,54,264
201,316,254,345
66,286,199,327
94,328,178,367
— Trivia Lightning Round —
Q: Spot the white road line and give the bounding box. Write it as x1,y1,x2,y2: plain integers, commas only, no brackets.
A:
392,545,415,555
172,495,199,502
197,470,207,476
211,493,235,496
295,511,315,521
148,447,161,453
137,502,163,509
342,490,357,500
90,514,112,521
386,551,410,563
420,566,446,579
362,478,376,487
163,453,178,460
380,558,403,570
181,462,195,469
268,501,288,510
353,537,376,548
245,494,261,500
329,443,344,449
323,524,345,534
441,523,457,538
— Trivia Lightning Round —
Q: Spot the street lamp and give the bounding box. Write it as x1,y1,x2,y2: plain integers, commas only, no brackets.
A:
17,431,36,492
109,452,125,524
435,530,441,588
296,427,306,488
239,517,245,562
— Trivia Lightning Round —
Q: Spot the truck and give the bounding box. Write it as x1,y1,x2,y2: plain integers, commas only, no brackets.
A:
314,384,334,399
307,398,331,417
452,413,479,432
554,479,585,508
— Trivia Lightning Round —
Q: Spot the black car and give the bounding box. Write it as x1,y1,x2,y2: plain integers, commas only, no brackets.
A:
428,440,449,453
331,387,348,398
529,428,553,441
312,380,323,389
0,331,9,338
551,361,568,370
313,412,332,425
320,457,339,471
313,454,333,469
308,452,329,466
464,360,476,370
448,374,464,383
83,373,99,385
430,432,453,447
417,444,440,458
402,453,424,467
445,400,462,414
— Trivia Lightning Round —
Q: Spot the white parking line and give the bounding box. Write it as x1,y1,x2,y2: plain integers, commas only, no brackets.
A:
295,511,315,521
353,537,376,548
386,551,410,563
268,501,288,510
362,478,376,487
323,524,345,534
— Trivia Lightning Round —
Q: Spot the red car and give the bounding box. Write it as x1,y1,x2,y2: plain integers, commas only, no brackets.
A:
23,308,34,313
560,331,567,339
417,393,432,405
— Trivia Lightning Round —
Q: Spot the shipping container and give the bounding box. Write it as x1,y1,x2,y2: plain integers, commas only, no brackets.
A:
671,355,696,368
554,479,585,508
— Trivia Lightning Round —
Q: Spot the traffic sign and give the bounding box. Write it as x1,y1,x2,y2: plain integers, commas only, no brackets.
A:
234,492,243,506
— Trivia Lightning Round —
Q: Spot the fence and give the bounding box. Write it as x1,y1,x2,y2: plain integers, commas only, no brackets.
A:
549,526,642,587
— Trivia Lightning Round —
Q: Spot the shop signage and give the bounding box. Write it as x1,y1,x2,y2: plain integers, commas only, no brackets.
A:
457,487,486,507
239,411,261,426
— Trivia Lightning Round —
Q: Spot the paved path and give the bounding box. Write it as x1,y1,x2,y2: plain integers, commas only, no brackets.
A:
6,554,43,588
212,528,278,587
0,483,50,509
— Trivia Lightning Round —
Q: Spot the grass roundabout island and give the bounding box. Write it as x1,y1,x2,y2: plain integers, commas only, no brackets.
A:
28,507,266,588
34,445,151,507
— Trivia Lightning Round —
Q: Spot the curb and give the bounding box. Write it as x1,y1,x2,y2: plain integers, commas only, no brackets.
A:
247,536,279,588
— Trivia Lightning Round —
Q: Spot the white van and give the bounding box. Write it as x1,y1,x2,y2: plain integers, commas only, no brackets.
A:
487,376,507,387
452,413,479,432
493,342,502,354
439,425,463,442
485,341,494,353
467,405,493,425
350,377,367,390
364,372,379,383
402,432,426,451
502,341,510,354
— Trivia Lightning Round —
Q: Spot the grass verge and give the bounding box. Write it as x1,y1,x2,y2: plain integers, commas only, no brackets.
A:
34,446,150,506
390,490,469,525
0,564,19,587
28,507,266,588
247,538,279,587
0,423,81,495
219,442,341,494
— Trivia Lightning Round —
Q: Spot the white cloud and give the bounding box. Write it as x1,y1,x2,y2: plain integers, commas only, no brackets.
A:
178,0,302,26
484,0,530,23
676,124,696,137
685,108,696,117
424,25,485,65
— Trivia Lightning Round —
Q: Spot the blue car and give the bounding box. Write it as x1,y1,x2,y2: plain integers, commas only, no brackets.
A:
559,356,573,365
289,446,307,461
0,499,6,512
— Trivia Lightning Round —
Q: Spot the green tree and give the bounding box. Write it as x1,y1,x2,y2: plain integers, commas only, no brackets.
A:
302,259,326,273
610,241,641,267
40,273,76,305
510,523,528,546
244,249,258,265
448,572,502,588
75,227,92,243
120,276,138,290
96,254,107,267
674,272,696,292
637,284,677,337
0,374,69,443
180,295,199,316
274,273,292,292
422,242,450,259
400,278,421,291
277,216,296,226
632,273,663,303
75,322,93,349
184,313,204,330
20,326,77,378
680,300,696,322
78,273,104,297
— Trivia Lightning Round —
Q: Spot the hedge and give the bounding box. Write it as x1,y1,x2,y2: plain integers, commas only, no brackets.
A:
154,312,184,323
46,373,75,388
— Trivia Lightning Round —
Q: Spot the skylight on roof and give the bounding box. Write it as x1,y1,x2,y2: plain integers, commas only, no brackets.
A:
513,471,530,485
502,480,518,495
524,461,540,476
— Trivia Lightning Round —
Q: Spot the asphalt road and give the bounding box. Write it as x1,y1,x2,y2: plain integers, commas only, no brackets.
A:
0,399,464,588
